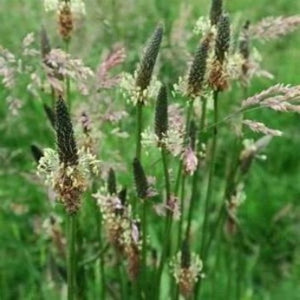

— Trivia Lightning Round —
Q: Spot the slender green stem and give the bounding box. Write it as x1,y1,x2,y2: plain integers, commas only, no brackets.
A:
136,102,143,160
67,214,77,300
195,91,219,298
174,101,193,196
156,147,172,299
200,91,219,256
64,40,71,110
185,98,207,239
141,200,148,295
177,175,186,249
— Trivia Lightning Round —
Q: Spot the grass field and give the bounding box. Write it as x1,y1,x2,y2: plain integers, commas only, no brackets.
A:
0,0,300,299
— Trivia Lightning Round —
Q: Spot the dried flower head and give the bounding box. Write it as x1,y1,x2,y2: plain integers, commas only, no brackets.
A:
135,25,163,100
187,33,213,98
58,2,74,41
133,158,149,199
171,248,204,298
208,14,231,91
155,85,168,142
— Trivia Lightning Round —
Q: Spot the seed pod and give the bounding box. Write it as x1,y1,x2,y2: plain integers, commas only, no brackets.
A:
135,25,163,92
55,95,78,166
43,104,56,129
155,85,168,141
181,239,191,269
107,168,117,195
40,26,51,59
133,158,148,199
215,14,231,63
30,144,44,163
210,0,223,26
58,2,73,41
187,33,212,98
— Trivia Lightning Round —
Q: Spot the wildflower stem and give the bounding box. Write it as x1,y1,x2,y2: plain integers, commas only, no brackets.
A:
136,102,143,160
156,147,172,298
141,200,148,294
67,214,77,300
65,40,71,110
177,175,186,249
185,97,207,238
200,91,219,256
195,91,219,298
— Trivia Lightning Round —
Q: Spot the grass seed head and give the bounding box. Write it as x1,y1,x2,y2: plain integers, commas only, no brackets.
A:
107,168,117,195
155,85,168,142
133,158,148,199
55,95,78,166
215,14,231,63
210,0,223,26
187,33,213,98
135,25,163,94
58,2,73,41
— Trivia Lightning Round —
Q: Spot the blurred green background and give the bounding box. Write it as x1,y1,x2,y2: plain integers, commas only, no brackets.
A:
0,0,300,299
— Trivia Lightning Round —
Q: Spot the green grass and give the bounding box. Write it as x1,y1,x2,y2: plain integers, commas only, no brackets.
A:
1,0,300,299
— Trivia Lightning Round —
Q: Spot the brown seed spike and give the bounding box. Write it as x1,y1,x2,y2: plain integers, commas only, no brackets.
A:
30,144,44,164
55,96,78,166
215,14,231,63
58,2,73,41
133,158,148,199
187,33,213,98
155,85,168,142
135,25,163,93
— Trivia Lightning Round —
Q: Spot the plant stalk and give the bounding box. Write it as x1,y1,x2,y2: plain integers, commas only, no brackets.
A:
136,102,143,161
67,214,77,300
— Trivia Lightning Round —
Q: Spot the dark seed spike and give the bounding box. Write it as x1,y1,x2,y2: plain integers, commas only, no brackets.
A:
118,188,127,205
187,33,212,98
55,95,78,166
133,158,148,199
210,0,223,26
30,144,44,163
189,120,197,151
181,239,191,269
107,168,117,195
135,25,164,92
215,14,231,63
43,104,56,129
239,20,251,60
155,85,168,141
40,26,51,59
